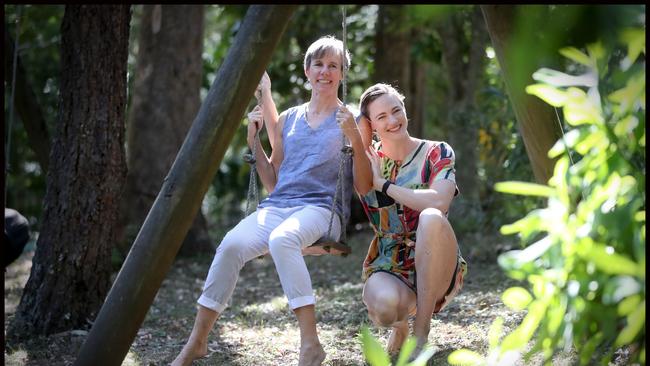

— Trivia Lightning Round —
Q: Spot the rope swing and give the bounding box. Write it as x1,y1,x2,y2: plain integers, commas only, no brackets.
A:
244,6,352,257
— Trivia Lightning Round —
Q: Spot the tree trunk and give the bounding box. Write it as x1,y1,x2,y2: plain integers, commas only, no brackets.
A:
438,7,488,203
374,5,410,94
4,21,50,173
406,28,429,138
481,5,562,184
120,5,211,258
74,6,296,365
9,5,131,338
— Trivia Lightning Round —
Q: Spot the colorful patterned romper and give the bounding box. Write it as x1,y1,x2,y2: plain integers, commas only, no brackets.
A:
360,139,467,313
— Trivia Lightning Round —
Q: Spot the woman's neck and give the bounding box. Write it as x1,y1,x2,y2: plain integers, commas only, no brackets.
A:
308,93,340,115
381,135,420,161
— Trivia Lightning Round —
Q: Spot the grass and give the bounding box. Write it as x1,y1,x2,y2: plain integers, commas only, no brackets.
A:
5,229,528,365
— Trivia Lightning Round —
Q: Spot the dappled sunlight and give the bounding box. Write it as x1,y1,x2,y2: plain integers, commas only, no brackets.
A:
4,349,28,366
122,351,143,366
240,295,288,316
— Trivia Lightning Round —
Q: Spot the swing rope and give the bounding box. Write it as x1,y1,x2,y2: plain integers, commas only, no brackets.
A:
325,4,351,244
6,6,22,204
243,87,261,218
243,6,352,255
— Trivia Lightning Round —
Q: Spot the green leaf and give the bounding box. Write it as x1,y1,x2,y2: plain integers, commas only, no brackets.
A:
532,68,597,87
582,243,639,276
586,41,606,62
395,337,416,366
488,317,504,350
634,210,645,222
574,129,606,155
525,84,568,107
617,294,641,316
563,87,604,126
502,287,533,311
615,301,645,346
501,300,547,354
447,349,485,366
494,181,555,197
360,326,391,366
499,211,543,239
546,296,567,335
620,28,645,67
608,76,645,113
559,47,594,68
548,128,584,158
408,345,436,366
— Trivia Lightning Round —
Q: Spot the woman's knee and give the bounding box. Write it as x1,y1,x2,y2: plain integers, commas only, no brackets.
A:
267,235,298,258
268,224,304,257
215,233,247,261
418,208,450,232
364,290,401,327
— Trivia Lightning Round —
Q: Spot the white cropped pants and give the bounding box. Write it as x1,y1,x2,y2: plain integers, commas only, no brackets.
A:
198,205,341,312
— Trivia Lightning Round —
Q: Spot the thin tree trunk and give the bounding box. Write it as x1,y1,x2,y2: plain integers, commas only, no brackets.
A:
4,21,50,173
121,5,211,258
74,6,296,365
374,5,410,92
407,28,427,138
438,7,488,203
9,5,131,338
481,5,562,184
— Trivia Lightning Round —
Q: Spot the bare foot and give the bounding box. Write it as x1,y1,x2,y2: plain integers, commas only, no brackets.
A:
386,320,409,355
298,341,326,366
171,340,208,366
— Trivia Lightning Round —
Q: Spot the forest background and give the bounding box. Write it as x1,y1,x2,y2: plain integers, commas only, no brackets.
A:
4,4,645,366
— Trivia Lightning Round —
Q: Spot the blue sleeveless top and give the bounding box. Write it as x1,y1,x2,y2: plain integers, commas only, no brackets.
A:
258,103,354,227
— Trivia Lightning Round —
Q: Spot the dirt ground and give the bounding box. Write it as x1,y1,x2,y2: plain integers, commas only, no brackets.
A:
2,229,592,365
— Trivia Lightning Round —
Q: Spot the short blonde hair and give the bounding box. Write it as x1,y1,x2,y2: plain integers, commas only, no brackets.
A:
359,83,406,119
303,35,351,71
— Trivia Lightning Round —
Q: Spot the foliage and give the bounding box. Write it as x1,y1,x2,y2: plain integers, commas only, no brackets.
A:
5,5,63,229
360,326,435,366
449,26,645,365
474,46,541,233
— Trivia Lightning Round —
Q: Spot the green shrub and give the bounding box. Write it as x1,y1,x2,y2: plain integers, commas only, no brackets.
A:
360,326,436,366
449,27,645,365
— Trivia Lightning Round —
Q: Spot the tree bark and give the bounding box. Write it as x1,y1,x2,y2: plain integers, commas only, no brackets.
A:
120,5,211,258
74,6,296,365
438,7,488,203
9,5,131,337
407,27,427,138
481,5,562,184
4,21,51,173
374,5,411,95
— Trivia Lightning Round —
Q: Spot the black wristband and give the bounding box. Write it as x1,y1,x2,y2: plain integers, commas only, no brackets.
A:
381,180,393,195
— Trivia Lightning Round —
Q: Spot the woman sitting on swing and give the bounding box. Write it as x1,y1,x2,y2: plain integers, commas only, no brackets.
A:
172,35,372,366
356,83,467,356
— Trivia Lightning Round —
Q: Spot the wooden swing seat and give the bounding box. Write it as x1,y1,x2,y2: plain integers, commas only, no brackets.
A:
302,238,351,257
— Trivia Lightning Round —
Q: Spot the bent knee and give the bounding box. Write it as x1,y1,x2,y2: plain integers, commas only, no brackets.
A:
268,235,300,258
364,293,401,327
216,235,246,259
419,208,449,230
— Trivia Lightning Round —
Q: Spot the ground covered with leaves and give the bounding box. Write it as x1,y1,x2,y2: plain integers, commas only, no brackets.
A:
6,230,559,365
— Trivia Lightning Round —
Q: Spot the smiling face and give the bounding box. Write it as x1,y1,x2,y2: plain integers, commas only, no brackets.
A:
305,50,343,95
366,93,408,140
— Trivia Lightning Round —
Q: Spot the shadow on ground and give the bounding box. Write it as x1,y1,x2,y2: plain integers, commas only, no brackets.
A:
5,229,525,365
